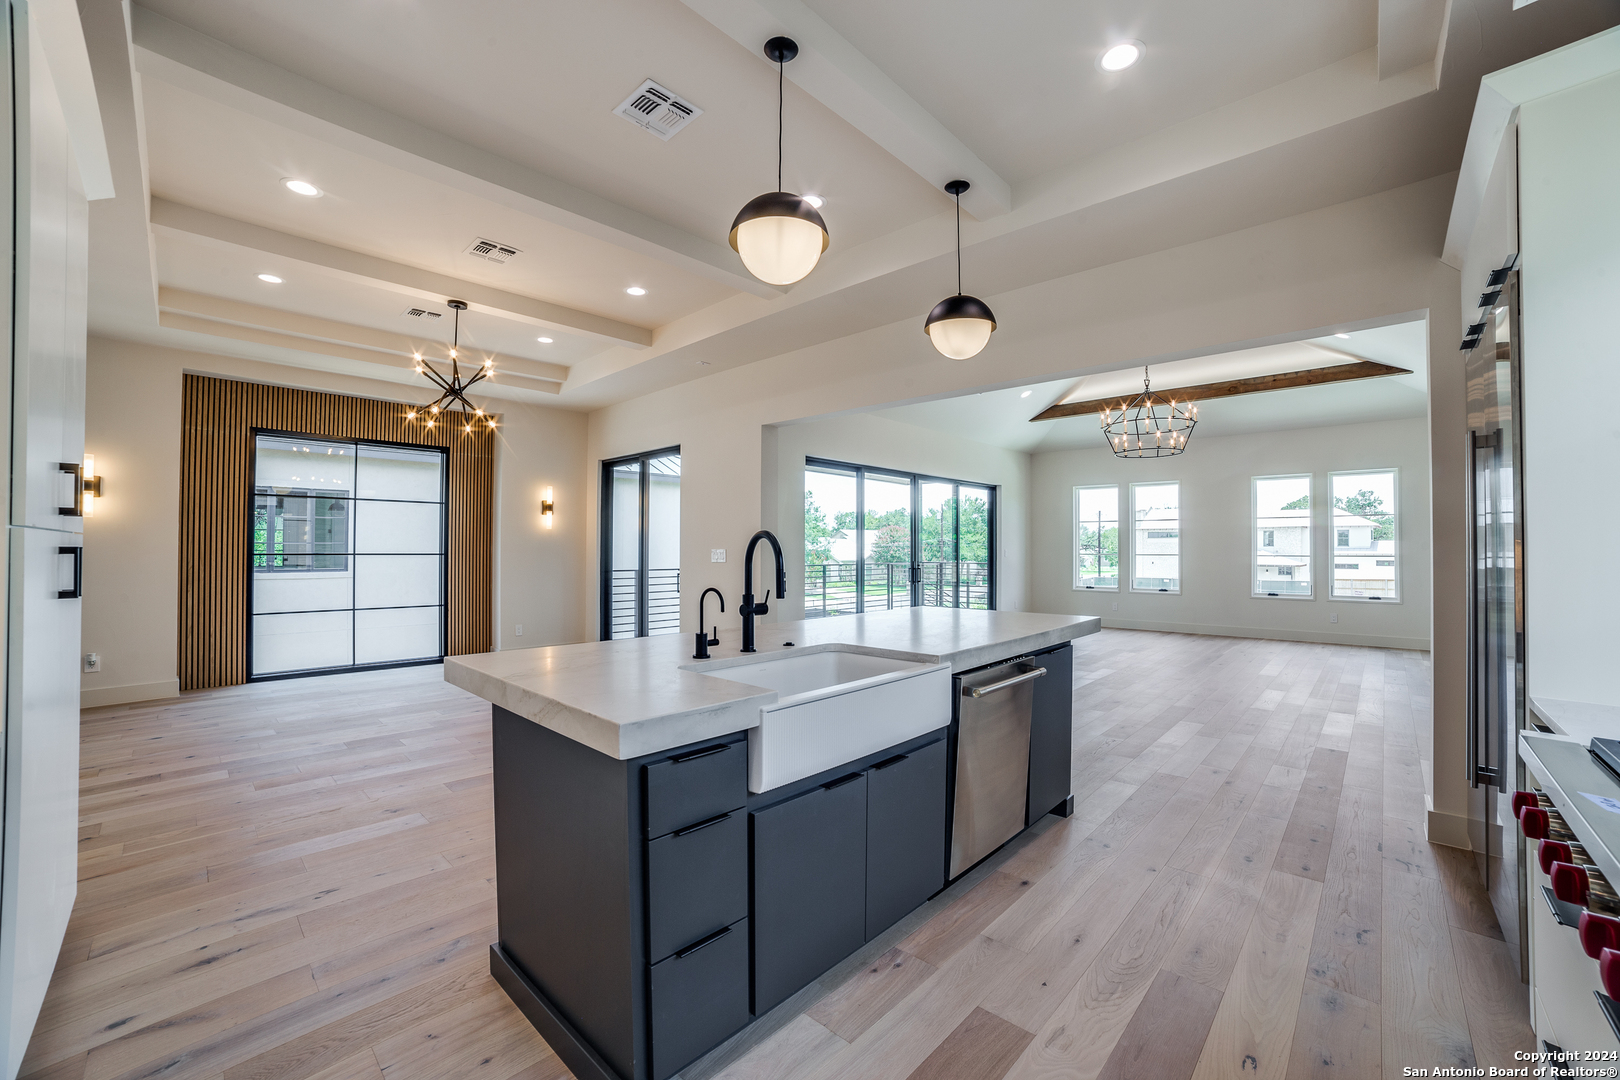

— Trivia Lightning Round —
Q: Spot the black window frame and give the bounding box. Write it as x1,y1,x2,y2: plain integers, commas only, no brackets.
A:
246,429,449,682
599,446,681,640
804,456,997,615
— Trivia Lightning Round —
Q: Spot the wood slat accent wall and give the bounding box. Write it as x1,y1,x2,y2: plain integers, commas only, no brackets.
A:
180,374,493,690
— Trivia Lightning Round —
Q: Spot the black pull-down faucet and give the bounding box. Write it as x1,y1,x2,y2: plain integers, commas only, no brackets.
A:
693,588,724,660
740,530,786,653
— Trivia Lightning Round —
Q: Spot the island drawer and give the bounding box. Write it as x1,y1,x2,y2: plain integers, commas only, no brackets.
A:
644,739,747,837
648,916,751,1080
646,808,748,962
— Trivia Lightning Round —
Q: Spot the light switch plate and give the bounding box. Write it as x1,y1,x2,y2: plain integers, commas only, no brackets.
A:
711,549,725,562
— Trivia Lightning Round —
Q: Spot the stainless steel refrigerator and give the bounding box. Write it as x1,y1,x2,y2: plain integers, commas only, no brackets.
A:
1465,264,1528,979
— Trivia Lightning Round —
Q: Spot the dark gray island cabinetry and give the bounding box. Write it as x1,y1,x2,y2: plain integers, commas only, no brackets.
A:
448,609,1101,1080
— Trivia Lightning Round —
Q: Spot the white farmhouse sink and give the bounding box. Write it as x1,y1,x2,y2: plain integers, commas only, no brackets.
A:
693,646,951,793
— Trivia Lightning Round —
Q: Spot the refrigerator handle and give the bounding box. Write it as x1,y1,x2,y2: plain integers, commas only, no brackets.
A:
56,462,83,517
1465,432,1479,789
57,546,82,600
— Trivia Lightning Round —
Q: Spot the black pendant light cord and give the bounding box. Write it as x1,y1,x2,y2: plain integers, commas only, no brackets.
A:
955,188,963,295
777,56,784,192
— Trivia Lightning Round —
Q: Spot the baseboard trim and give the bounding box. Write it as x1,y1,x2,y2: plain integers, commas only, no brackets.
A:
1096,618,1429,652
490,943,622,1080
81,678,181,710
1426,805,1474,851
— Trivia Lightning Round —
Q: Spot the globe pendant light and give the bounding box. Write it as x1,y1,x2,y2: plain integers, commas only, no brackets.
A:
924,180,996,359
729,37,829,286
1099,366,1197,458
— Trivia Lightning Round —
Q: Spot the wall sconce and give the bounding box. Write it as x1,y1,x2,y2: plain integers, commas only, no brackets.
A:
541,486,555,530
82,454,102,518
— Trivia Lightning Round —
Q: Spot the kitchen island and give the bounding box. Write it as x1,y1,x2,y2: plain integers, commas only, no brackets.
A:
445,608,1100,1080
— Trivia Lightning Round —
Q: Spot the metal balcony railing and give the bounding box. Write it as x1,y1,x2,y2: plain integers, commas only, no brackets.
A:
804,560,990,619
608,567,681,638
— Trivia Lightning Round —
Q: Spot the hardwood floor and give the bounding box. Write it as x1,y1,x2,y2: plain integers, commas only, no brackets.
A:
22,629,1529,1080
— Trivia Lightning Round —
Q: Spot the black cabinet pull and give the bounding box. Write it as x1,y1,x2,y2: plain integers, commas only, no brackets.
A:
670,743,729,764
57,463,83,517
58,547,82,599
672,811,733,837
674,925,732,959
872,755,908,771
823,772,863,790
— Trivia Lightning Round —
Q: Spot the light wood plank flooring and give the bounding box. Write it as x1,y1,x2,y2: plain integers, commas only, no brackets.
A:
22,629,1530,1080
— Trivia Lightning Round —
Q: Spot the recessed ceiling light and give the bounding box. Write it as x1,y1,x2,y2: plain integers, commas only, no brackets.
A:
258,274,283,283
537,336,553,343
1335,333,1351,339
281,178,322,197
803,194,824,209
1099,41,1143,72
626,286,647,296
1020,390,1032,398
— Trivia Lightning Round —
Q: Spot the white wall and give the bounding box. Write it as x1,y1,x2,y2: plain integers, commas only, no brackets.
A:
766,412,1032,622
1029,417,1433,650
80,336,589,707
1519,69,1620,708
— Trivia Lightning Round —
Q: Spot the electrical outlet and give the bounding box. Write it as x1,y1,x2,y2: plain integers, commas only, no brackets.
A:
84,652,99,672
711,549,726,562
515,624,523,637
1111,602,1118,611
1329,612,1338,624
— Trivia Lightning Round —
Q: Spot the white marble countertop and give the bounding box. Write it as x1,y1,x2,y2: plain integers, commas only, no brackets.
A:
1530,695,1620,745
445,608,1101,760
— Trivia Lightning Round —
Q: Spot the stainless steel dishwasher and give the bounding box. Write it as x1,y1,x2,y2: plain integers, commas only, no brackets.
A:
950,658,1046,878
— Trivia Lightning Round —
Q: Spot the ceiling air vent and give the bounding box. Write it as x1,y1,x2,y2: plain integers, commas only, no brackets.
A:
613,79,703,141
465,237,520,264
401,307,443,320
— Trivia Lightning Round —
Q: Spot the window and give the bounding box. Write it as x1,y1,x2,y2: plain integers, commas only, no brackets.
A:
1253,474,1311,599
601,449,681,639
1073,486,1119,590
1331,469,1397,600
804,459,994,617
1130,482,1180,593
249,434,446,679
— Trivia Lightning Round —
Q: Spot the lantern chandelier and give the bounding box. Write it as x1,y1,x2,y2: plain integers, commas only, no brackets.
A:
407,300,497,433
1100,366,1197,458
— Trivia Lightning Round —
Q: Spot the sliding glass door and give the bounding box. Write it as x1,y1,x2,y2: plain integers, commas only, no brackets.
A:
249,433,447,678
601,448,681,639
804,458,995,618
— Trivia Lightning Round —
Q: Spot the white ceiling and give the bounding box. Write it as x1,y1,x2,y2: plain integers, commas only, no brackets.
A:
79,0,1620,410
870,320,1430,453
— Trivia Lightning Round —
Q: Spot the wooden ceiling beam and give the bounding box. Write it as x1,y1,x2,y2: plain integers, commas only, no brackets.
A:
1030,360,1413,422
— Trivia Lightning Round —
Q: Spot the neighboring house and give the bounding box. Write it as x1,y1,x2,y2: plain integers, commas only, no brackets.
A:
1331,510,1396,597
1255,507,1312,594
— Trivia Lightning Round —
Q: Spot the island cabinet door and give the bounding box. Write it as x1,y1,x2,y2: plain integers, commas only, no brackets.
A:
1026,643,1073,825
751,772,868,1015
645,809,748,962
865,738,947,940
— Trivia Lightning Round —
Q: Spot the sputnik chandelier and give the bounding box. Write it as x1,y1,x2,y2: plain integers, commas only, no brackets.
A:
1100,366,1197,458
407,299,497,433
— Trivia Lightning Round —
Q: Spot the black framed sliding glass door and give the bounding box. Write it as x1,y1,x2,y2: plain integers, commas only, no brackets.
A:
248,432,447,679
600,447,681,639
804,457,995,618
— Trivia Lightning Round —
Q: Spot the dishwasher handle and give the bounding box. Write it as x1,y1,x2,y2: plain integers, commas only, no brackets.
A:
962,666,1046,698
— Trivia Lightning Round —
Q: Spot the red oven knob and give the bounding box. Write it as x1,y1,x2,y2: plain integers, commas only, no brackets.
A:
1582,912,1620,958
1512,791,1539,816
1540,840,1573,875
1520,806,1550,839
1551,861,1591,906
1602,948,1620,1000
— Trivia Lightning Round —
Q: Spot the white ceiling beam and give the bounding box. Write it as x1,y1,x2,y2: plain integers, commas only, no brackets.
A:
157,288,569,385
150,198,654,348
1377,0,1451,82
129,5,781,299
157,309,562,396
81,0,160,331
30,0,116,199
676,0,1011,219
